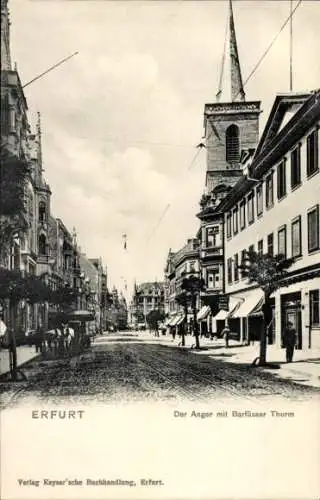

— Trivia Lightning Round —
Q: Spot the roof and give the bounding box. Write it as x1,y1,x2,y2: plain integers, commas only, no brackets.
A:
254,91,312,157
136,282,165,294
219,89,320,212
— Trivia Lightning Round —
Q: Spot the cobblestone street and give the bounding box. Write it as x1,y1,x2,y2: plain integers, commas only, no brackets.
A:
1,332,319,409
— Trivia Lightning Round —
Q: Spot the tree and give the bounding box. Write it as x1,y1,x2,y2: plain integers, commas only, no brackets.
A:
175,293,189,346
0,268,51,380
49,284,78,311
239,250,295,366
180,274,205,349
146,309,165,332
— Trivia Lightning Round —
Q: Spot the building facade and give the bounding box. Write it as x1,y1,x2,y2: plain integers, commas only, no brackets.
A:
220,90,320,349
131,281,165,327
1,0,109,338
164,239,202,333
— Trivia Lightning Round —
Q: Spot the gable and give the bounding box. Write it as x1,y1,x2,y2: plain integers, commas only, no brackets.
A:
255,93,311,156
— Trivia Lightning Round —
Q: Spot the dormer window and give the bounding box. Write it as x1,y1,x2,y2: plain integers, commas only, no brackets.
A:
226,125,240,164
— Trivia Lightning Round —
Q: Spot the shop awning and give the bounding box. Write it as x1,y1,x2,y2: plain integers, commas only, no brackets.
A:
249,299,264,317
197,306,211,321
166,316,177,327
212,298,242,321
231,290,264,319
213,309,229,320
175,315,185,326
171,314,184,326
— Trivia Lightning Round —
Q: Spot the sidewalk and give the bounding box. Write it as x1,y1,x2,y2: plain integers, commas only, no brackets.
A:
135,332,320,388
0,345,39,376
190,337,320,388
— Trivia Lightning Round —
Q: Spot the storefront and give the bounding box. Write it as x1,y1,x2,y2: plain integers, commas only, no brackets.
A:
212,298,242,337
271,277,320,350
228,289,264,343
197,306,211,337
280,292,302,349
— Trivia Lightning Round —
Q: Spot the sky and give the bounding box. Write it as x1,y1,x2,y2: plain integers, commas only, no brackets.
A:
8,0,320,299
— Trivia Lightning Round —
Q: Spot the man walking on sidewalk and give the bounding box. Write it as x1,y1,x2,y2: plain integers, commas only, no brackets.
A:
221,325,230,348
283,321,297,363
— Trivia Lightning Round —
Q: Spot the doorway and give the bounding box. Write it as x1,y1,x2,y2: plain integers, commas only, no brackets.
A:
281,292,302,349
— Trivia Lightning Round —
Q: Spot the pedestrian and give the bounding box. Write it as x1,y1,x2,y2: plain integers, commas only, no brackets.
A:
58,324,65,355
155,322,160,338
52,327,60,356
221,324,230,348
62,323,74,353
172,327,176,341
35,325,44,354
0,315,7,348
283,321,297,363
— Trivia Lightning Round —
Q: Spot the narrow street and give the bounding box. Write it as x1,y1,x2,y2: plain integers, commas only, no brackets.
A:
1,331,319,409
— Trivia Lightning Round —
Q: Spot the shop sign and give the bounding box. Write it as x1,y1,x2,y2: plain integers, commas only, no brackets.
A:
218,295,229,311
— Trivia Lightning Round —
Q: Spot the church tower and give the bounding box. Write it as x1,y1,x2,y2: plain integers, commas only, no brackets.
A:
204,0,261,193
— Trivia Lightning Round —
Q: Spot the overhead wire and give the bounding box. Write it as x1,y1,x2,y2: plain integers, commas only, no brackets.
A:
146,0,304,245
145,139,209,243
234,0,303,101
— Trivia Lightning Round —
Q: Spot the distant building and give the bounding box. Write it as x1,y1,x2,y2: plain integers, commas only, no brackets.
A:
164,239,201,333
106,287,128,331
131,281,165,326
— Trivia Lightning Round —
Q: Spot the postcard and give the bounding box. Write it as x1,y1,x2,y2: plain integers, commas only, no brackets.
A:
0,0,319,499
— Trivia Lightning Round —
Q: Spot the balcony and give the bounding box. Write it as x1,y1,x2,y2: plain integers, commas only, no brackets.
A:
200,245,223,260
200,287,223,297
173,239,200,267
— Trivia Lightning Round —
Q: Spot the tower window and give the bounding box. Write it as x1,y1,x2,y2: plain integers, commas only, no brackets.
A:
226,125,240,164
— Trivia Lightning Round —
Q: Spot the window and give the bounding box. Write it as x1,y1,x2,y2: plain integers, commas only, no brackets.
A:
310,290,320,326
247,192,254,224
266,173,274,208
206,227,217,248
307,205,319,252
267,233,273,256
291,146,301,188
291,216,302,257
227,258,233,284
189,260,196,272
38,234,47,255
38,201,47,222
277,160,287,199
226,124,240,163
9,107,16,133
226,213,232,238
307,129,319,177
239,200,246,230
258,239,263,256
256,184,263,216
233,254,239,282
207,268,220,289
278,225,287,257
240,250,246,279
232,207,238,234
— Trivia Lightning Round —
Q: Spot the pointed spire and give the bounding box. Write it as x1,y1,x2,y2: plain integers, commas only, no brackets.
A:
229,0,245,102
216,0,246,103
